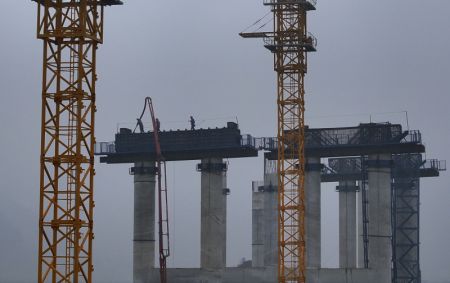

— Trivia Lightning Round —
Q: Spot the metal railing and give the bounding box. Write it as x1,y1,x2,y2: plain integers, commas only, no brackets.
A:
307,32,318,48
422,159,446,171
306,129,421,148
328,157,361,174
403,130,422,143
263,0,317,7
241,134,256,148
94,142,115,155
263,32,317,49
97,129,426,156
255,137,278,150
245,130,422,152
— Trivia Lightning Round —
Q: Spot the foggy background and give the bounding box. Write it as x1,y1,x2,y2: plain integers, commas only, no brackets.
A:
0,0,449,282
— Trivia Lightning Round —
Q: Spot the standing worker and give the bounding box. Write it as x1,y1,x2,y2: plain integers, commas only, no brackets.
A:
136,118,144,133
156,118,161,132
189,116,196,130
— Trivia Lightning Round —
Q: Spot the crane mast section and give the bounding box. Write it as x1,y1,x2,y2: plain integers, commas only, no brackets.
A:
272,3,313,283
36,1,104,282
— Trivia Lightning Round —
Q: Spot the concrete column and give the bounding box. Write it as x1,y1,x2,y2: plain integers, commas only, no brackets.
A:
338,180,357,268
263,170,277,267
305,157,321,268
200,158,227,270
133,161,156,283
252,182,265,267
356,183,364,268
367,154,392,280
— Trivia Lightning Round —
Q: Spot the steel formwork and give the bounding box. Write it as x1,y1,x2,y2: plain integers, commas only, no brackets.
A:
391,154,421,283
325,154,445,283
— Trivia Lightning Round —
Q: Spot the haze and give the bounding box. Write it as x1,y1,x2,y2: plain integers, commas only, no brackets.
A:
0,1,449,282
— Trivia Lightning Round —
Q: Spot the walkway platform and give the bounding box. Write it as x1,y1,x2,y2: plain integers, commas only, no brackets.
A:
97,122,258,163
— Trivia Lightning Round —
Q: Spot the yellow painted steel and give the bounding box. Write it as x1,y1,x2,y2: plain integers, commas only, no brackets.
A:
240,2,315,281
36,1,106,282
274,5,309,283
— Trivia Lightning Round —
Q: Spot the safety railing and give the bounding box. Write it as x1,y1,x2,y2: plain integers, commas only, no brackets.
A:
403,130,422,143
94,142,116,155
101,129,424,156
255,137,278,150
422,159,446,171
263,32,317,50
241,134,256,148
263,0,317,7
307,32,318,49
321,164,337,175
328,157,362,174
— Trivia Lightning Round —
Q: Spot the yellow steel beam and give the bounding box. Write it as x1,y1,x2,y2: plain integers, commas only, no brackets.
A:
274,4,310,283
34,1,116,282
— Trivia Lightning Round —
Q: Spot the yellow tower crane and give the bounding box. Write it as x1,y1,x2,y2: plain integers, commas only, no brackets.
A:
33,1,122,282
240,1,317,282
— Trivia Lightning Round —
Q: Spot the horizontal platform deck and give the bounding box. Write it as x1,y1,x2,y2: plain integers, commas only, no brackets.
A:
97,122,428,163
98,122,258,163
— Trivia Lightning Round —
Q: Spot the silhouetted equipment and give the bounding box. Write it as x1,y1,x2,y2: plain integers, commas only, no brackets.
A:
135,118,145,133
190,116,196,130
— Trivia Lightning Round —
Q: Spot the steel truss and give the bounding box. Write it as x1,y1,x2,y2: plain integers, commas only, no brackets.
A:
391,154,422,283
360,158,370,268
325,154,431,283
240,1,316,281
35,1,119,282
268,2,315,282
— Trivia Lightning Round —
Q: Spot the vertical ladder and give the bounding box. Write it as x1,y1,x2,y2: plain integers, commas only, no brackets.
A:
157,161,170,283
360,156,369,268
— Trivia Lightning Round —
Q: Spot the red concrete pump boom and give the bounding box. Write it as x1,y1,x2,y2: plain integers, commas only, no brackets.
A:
137,97,170,283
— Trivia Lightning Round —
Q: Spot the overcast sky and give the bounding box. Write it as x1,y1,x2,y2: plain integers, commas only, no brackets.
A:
1,0,450,282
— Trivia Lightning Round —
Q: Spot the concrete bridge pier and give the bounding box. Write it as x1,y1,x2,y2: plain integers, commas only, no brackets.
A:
199,158,228,272
338,180,358,268
367,154,392,281
305,157,322,268
263,168,277,268
356,182,365,268
132,161,156,283
251,185,265,267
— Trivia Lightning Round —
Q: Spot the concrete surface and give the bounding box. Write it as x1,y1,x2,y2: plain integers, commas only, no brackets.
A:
339,180,357,268
133,161,156,283
305,157,321,268
200,158,227,270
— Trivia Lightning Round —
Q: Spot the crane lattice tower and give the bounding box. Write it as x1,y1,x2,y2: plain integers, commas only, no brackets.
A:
34,1,121,282
240,1,316,282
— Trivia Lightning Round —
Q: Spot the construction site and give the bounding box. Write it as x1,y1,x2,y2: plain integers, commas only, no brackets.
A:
0,1,449,283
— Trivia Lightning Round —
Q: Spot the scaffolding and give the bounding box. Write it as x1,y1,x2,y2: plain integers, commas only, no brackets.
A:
325,155,446,283
391,154,422,283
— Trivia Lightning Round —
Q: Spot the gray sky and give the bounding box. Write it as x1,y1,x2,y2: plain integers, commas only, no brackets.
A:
1,0,450,282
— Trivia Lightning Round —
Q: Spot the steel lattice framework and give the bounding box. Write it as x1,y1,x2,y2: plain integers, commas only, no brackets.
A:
35,1,120,282
392,154,422,283
274,9,307,282
240,1,316,281
270,2,315,282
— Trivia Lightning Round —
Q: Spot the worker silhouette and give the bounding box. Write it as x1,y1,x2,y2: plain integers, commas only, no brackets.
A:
156,118,161,132
190,116,196,130
136,118,144,133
